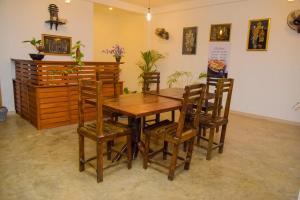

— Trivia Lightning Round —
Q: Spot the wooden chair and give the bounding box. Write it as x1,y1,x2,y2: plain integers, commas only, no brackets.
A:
197,78,234,160
77,80,132,182
143,83,206,180
97,67,121,159
142,72,161,126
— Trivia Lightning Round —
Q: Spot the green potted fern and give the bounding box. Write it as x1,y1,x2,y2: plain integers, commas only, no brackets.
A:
137,50,165,80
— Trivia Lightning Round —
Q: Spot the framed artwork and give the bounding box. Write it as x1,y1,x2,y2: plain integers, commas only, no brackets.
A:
209,23,231,42
247,18,271,51
42,34,72,55
182,27,197,55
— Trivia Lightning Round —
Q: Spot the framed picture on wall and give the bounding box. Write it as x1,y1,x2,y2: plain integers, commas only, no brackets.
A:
209,23,231,42
42,34,72,55
247,18,271,51
182,27,197,55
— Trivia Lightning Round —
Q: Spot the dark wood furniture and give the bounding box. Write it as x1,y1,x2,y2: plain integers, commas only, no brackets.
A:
197,78,234,160
148,88,215,101
86,93,182,158
142,72,161,126
142,84,206,180
12,59,123,129
77,80,132,182
142,72,160,92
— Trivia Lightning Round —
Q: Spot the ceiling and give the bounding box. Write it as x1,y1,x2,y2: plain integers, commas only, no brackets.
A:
119,0,194,8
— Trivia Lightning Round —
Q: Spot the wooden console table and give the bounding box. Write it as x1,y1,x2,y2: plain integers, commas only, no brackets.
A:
12,59,123,129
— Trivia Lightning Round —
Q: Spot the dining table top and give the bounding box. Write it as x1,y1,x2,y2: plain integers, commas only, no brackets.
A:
146,88,215,101
87,92,182,118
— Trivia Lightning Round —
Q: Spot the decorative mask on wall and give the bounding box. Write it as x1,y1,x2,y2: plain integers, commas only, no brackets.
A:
155,28,169,40
287,10,300,33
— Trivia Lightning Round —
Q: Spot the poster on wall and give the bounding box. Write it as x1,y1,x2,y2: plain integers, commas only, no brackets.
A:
247,18,271,51
182,27,197,55
207,43,230,77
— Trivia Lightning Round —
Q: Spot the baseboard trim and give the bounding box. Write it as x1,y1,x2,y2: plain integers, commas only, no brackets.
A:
230,110,300,127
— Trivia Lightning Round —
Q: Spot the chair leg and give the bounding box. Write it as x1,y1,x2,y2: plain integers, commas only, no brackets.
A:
107,140,112,160
196,127,202,145
203,128,207,137
143,134,150,169
218,124,227,153
96,141,104,183
163,141,168,160
171,110,175,122
168,144,179,181
206,128,215,160
79,134,85,172
155,114,160,123
184,137,195,170
183,141,187,152
142,116,146,129
127,135,132,169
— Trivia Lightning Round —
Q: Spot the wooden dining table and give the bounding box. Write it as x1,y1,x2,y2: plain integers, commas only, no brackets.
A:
87,92,182,159
86,88,214,159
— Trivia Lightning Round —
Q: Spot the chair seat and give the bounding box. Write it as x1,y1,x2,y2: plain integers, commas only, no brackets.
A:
144,120,195,143
78,120,131,141
199,113,228,128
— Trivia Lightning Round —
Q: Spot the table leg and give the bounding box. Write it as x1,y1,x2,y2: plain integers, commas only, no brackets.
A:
128,117,141,160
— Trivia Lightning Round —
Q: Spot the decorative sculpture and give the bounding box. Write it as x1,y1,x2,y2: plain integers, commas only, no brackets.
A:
45,4,66,30
155,28,169,40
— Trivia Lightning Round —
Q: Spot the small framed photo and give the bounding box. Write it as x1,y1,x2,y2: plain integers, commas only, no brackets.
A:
209,23,231,42
247,18,271,51
182,27,197,55
42,34,72,55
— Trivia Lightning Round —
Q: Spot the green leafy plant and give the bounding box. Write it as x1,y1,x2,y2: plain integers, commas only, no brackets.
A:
167,71,192,88
167,71,207,88
123,87,137,94
137,50,165,79
71,41,85,68
23,37,44,53
199,72,207,79
293,102,300,111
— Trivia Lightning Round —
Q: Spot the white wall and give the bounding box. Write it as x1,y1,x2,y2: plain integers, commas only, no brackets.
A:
150,0,300,123
0,0,93,111
93,3,148,92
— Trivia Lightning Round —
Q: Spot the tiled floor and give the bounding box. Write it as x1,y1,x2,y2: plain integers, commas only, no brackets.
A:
0,113,299,200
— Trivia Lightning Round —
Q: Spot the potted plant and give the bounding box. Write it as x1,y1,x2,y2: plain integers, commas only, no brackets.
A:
23,37,45,60
71,41,85,68
102,44,125,62
167,71,207,88
137,50,165,80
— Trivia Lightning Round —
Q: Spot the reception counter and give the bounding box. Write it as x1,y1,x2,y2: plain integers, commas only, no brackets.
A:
12,59,123,129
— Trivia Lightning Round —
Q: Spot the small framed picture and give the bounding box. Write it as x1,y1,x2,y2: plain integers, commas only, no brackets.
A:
182,27,197,55
42,34,72,55
209,23,231,42
247,18,271,51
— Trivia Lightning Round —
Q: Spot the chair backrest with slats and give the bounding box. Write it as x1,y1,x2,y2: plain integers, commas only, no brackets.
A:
96,67,119,98
176,83,206,138
78,80,104,137
142,72,160,93
211,78,234,120
206,77,221,94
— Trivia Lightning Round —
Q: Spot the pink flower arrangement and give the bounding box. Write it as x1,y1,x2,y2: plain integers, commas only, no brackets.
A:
102,44,125,58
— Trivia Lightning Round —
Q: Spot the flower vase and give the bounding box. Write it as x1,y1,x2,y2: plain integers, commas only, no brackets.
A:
115,56,121,63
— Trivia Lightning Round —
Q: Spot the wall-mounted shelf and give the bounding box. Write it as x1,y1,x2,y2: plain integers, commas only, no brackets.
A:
45,20,66,30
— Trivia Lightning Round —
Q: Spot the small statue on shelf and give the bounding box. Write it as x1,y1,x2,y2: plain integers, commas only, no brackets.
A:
45,4,66,30
48,4,59,21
